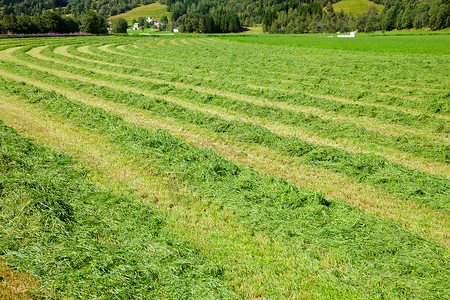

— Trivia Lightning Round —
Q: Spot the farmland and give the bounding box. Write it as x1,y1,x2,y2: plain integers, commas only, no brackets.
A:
109,2,170,23
0,33,449,298
332,0,384,17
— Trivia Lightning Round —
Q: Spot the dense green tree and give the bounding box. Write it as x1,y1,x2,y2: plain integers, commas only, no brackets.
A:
365,13,380,32
262,10,276,32
1,13,18,32
138,16,145,27
160,15,168,23
429,13,443,30
1,0,449,34
0,0,154,18
355,13,368,32
0,10,80,33
38,10,64,33
15,13,37,33
62,15,80,33
400,6,413,29
381,7,396,31
80,10,107,33
181,13,241,33
110,17,128,33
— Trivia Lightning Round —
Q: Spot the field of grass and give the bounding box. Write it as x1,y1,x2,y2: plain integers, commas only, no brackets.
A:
126,27,175,35
0,34,449,298
222,31,450,54
332,0,384,16
109,2,170,24
239,27,263,34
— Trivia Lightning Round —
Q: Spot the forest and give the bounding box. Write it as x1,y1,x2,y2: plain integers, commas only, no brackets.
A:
162,0,449,33
0,10,108,34
0,0,449,34
0,0,155,17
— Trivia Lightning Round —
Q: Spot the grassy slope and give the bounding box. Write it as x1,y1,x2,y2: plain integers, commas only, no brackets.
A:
333,0,384,16
109,2,170,24
239,27,264,34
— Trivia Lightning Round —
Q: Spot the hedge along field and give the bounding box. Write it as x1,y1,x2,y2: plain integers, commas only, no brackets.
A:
0,35,449,298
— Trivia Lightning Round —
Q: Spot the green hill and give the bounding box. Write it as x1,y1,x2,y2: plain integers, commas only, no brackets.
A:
109,2,169,23
0,0,155,17
333,0,384,17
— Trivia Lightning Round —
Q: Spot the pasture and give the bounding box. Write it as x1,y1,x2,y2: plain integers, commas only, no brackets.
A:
108,2,170,23
332,0,384,16
0,33,449,298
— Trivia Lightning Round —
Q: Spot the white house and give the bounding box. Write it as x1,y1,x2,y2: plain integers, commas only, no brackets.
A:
146,17,155,23
173,27,179,33
133,23,139,30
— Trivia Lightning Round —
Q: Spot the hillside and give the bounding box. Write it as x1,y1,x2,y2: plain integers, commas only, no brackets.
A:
1,0,449,33
161,0,449,33
333,0,384,16
109,2,170,23
0,0,155,17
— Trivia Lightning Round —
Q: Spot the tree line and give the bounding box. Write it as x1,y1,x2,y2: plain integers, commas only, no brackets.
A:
181,14,241,33
0,0,154,17
160,0,242,32
0,10,107,34
1,0,449,34
162,0,448,33
262,0,449,33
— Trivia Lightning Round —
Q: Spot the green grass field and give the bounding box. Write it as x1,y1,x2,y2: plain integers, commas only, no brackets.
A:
222,31,450,54
332,0,384,16
0,33,449,298
109,2,170,24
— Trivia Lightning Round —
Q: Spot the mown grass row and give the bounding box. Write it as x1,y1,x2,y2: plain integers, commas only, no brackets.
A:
0,119,239,299
89,39,450,116
9,39,432,122
114,39,450,103
3,66,449,250
8,46,450,167
60,42,450,133
5,44,450,172
0,68,448,216
1,79,449,298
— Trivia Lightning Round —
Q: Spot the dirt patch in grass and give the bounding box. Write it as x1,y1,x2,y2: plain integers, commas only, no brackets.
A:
0,260,39,300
